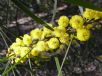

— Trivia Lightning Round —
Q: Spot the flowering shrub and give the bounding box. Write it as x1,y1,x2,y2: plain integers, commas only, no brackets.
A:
6,8,102,64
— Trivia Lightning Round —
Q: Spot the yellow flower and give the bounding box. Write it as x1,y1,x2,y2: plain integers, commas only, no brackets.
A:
42,23,53,39
7,52,15,59
43,27,52,35
57,26,66,30
85,24,93,29
58,16,69,27
36,41,49,51
47,38,59,49
83,8,102,20
59,44,65,50
14,46,21,55
94,11,102,20
30,28,42,39
20,47,30,58
53,27,66,37
76,29,90,41
83,8,95,20
7,48,12,54
15,58,25,63
23,34,32,46
99,12,102,18
59,33,70,45
70,15,84,29
16,38,24,46
10,42,19,49
31,48,40,56
15,58,20,63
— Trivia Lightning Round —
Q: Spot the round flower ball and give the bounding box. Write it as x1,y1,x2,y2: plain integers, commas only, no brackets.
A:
76,29,91,41
70,15,84,29
31,48,40,56
59,33,70,45
83,8,95,20
20,47,30,58
83,8,102,20
58,16,69,28
23,34,32,46
30,28,42,40
42,23,53,39
36,41,49,51
85,24,93,29
47,37,59,49
53,27,66,37
16,38,24,46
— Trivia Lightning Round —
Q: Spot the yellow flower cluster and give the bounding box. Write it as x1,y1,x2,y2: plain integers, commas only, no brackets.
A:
69,15,91,41
7,16,70,63
83,8,102,20
7,8,102,63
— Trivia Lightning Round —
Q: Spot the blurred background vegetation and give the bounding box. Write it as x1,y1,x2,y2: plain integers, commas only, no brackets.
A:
0,0,102,76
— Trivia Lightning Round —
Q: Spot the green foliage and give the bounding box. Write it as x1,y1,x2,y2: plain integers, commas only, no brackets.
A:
55,57,63,76
65,0,102,11
1,50,31,76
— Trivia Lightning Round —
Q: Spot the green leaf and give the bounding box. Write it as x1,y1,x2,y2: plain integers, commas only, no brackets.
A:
11,0,53,30
0,54,14,62
65,0,102,11
0,57,8,62
54,57,63,76
2,50,31,76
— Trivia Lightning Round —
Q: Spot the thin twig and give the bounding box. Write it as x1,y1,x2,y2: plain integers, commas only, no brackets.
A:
51,0,57,23
0,29,8,48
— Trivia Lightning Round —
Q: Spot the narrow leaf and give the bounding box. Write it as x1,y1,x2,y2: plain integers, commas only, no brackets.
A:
55,57,63,76
2,50,31,76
